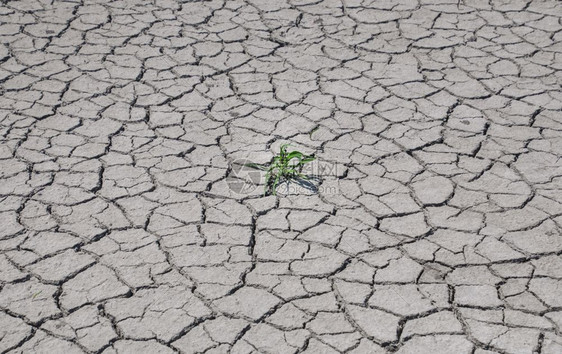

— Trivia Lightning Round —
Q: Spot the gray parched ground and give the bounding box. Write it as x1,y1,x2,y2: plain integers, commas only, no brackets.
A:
1,0,562,353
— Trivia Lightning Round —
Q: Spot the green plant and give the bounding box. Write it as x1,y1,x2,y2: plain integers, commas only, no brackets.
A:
247,144,315,196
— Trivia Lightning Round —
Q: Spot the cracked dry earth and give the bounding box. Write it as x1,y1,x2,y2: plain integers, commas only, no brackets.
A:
1,0,562,353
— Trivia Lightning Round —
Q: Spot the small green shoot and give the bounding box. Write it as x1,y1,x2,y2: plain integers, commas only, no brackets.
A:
247,144,315,196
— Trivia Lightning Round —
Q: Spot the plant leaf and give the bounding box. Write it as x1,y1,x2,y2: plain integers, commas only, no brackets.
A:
259,143,317,196
280,144,290,156
286,151,304,162
244,162,267,171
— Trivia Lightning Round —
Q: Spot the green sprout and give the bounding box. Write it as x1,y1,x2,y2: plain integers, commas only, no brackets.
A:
247,144,315,196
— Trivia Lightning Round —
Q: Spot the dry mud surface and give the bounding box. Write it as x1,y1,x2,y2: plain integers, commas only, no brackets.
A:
1,0,562,353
